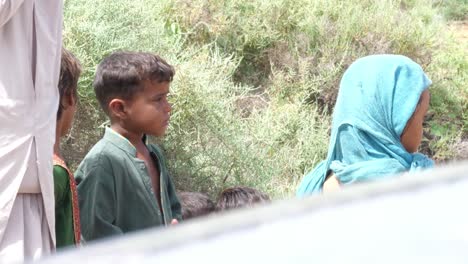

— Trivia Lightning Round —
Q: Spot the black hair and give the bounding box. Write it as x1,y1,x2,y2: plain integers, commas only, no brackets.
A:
57,48,81,120
216,186,270,212
93,51,175,114
179,192,215,220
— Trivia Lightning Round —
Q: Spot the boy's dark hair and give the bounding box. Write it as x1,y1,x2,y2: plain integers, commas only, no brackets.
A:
57,48,81,120
179,192,215,220
216,186,270,212
93,51,175,115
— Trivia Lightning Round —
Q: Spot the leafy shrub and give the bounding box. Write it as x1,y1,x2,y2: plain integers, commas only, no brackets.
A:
63,0,467,198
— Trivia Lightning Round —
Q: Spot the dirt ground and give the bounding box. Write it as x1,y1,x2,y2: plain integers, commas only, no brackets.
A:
449,20,468,44
454,141,468,161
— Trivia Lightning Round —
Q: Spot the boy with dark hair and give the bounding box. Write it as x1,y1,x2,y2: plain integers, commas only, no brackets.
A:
216,186,270,212
75,51,182,242
53,48,82,248
179,192,215,220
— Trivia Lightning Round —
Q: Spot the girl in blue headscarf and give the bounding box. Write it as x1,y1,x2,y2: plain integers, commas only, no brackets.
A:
297,54,434,196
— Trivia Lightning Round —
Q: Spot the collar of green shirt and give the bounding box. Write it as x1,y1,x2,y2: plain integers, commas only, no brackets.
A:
103,127,138,157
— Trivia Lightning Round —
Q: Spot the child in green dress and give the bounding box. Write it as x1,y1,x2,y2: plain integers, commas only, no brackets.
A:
53,48,82,248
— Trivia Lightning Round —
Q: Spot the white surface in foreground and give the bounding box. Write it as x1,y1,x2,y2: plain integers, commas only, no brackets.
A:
40,163,468,264
149,179,468,263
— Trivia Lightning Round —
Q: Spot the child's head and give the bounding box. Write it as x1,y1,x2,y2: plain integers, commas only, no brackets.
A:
93,51,175,137
216,186,270,212
57,48,81,137
332,55,432,155
179,192,215,220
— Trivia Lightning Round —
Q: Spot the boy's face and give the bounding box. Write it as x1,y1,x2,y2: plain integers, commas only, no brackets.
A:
123,80,172,137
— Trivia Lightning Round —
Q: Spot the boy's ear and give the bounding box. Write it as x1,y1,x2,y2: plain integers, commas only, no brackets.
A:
108,99,127,120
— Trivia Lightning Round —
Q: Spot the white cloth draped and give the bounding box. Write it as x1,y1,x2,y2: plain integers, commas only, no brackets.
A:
0,0,63,260
0,194,52,263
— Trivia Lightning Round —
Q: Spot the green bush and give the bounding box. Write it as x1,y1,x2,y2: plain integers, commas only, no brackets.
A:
63,0,467,198
433,0,468,20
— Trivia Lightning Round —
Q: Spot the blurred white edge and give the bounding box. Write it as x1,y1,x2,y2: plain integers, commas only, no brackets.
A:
39,161,468,262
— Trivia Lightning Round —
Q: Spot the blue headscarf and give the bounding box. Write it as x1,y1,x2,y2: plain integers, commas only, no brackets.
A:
297,55,434,196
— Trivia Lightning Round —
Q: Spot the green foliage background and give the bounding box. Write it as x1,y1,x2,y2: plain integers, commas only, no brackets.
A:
62,0,467,198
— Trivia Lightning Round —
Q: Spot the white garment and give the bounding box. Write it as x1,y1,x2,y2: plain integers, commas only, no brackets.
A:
0,0,63,254
0,194,52,263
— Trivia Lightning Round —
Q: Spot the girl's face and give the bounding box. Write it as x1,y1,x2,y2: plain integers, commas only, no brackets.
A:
400,90,430,153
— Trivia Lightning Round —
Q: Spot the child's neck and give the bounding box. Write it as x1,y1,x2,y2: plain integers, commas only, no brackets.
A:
110,124,146,151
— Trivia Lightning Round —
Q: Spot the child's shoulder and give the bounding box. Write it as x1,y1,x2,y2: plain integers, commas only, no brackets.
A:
53,164,69,180
75,137,130,181
80,137,126,167
53,155,72,179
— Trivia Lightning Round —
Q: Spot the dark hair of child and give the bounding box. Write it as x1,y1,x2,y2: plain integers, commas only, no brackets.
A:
93,51,175,115
216,186,270,212
57,48,81,120
179,192,215,220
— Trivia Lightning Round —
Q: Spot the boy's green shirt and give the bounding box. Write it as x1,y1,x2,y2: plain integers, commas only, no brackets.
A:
75,128,182,242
